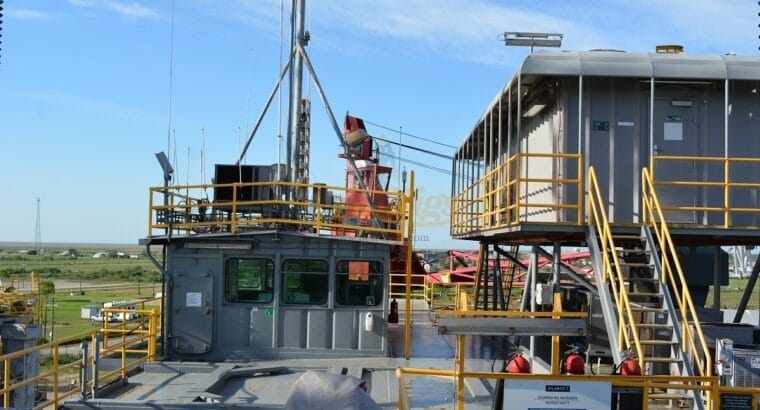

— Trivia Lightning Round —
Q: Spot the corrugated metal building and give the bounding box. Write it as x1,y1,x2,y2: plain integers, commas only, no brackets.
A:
451,49,760,242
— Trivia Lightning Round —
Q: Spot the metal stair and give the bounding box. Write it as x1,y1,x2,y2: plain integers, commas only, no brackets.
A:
615,237,682,375
587,166,711,409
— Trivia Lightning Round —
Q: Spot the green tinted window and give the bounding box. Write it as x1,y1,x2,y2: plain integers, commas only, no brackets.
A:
225,258,274,303
335,260,383,306
281,259,328,305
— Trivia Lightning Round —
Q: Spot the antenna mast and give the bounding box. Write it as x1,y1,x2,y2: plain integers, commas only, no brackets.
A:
34,197,41,253
288,0,310,201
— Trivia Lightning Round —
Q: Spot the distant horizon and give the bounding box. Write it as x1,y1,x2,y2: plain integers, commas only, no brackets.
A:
0,241,144,249
0,241,474,252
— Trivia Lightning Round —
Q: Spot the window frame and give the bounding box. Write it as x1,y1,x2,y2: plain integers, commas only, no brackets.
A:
280,258,329,305
224,257,275,304
335,259,384,307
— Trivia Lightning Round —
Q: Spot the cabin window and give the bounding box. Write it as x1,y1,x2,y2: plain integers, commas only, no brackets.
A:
281,259,329,304
224,258,274,303
335,260,383,306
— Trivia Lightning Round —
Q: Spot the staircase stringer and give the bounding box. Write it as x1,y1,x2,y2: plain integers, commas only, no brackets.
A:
586,225,623,365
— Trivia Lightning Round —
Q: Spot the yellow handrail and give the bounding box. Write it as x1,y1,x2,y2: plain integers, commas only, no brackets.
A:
0,308,159,409
450,153,582,236
641,167,712,378
587,167,645,366
396,366,743,410
148,179,411,240
652,155,760,228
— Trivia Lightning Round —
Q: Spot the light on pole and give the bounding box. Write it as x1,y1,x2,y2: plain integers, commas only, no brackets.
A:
498,32,563,52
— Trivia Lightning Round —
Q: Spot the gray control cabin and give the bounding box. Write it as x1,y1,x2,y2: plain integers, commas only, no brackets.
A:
154,232,391,361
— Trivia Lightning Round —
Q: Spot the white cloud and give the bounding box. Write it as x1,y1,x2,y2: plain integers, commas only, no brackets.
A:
105,1,160,19
67,0,160,20
6,9,58,20
203,0,614,66
307,0,608,65
192,0,759,65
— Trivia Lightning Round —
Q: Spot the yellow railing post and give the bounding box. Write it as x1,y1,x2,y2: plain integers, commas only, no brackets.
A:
53,344,59,405
3,355,9,408
231,184,238,233
456,334,465,410
315,185,322,235
147,188,154,235
723,158,729,228
551,291,562,375
403,171,415,360
121,331,127,380
149,308,157,361
577,158,583,225
515,154,522,222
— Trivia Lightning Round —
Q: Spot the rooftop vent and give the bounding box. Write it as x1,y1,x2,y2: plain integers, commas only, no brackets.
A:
656,44,684,54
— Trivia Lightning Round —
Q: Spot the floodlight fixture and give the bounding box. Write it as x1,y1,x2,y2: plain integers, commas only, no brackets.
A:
155,151,174,182
499,32,563,52
522,103,548,118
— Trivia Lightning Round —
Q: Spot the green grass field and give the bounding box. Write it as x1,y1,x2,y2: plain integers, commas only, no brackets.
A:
0,244,163,341
0,244,161,282
43,288,161,342
706,278,760,310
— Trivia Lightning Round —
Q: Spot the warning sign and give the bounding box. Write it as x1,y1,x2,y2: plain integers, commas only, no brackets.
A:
503,380,611,410
720,393,752,410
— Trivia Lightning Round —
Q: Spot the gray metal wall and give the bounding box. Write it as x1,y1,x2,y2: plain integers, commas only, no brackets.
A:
558,77,760,225
727,80,760,227
164,233,391,361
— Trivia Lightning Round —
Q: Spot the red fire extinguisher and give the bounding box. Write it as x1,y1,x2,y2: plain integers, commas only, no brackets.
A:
619,357,641,376
616,351,642,376
507,353,530,374
388,298,399,324
563,345,585,375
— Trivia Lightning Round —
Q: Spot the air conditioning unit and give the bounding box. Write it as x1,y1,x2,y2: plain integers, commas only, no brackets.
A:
731,347,760,388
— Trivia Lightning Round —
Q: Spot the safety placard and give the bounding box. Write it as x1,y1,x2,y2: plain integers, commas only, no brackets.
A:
503,379,610,409
186,292,202,307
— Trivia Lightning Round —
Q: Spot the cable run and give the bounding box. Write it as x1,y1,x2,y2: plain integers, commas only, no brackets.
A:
372,135,453,160
378,152,451,175
361,118,457,149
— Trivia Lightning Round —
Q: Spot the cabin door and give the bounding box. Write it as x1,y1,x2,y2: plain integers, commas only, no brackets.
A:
172,270,215,354
651,96,699,223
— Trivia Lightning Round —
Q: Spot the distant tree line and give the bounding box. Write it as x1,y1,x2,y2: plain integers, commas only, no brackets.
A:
0,266,161,282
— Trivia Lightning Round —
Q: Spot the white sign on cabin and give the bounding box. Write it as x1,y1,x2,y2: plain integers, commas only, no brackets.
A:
503,379,611,410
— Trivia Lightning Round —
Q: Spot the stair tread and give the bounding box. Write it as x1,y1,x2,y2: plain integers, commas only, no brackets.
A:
618,261,652,267
638,339,677,345
634,323,670,328
642,357,682,363
611,234,643,240
615,247,650,253
648,393,691,400
628,291,663,296
631,307,666,312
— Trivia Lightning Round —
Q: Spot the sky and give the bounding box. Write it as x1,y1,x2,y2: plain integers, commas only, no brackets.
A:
1,0,758,249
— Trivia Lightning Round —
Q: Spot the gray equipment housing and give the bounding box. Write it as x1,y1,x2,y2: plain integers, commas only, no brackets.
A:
452,50,760,229
162,232,391,361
